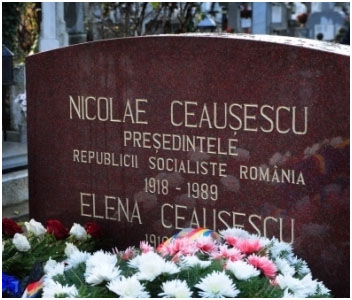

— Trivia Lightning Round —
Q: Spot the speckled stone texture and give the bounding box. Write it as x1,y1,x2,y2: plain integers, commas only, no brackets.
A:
26,35,349,296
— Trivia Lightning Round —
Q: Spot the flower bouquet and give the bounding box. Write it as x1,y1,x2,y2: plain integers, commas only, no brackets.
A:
40,227,331,298
2,218,102,297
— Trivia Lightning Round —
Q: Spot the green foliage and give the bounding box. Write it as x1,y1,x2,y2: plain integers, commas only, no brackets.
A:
44,245,331,298
4,223,332,298
2,2,40,63
53,263,116,298
3,234,66,278
2,3,24,51
151,2,160,9
45,254,285,298
178,259,223,288
3,233,98,279
235,276,283,298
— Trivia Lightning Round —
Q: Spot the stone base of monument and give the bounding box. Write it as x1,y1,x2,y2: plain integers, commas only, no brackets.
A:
2,170,28,218
2,169,29,208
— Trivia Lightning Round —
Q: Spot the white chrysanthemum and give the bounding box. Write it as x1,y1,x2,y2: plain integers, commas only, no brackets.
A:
300,274,318,297
297,260,311,276
44,259,65,279
283,288,295,298
287,255,298,265
25,219,46,236
275,258,295,276
316,282,330,295
128,254,141,269
44,258,57,274
66,250,90,270
269,239,293,258
64,242,79,257
129,252,180,281
258,236,271,247
128,251,165,269
159,279,193,298
226,260,260,280
277,273,318,298
137,260,164,281
42,278,78,298
219,227,250,239
12,233,31,252
180,255,211,269
288,256,311,276
107,276,150,298
85,251,120,285
69,223,87,240
277,274,303,295
195,271,239,298
163,261,180,274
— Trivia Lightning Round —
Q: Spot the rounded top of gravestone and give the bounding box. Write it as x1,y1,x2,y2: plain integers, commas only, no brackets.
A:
172,33,350,56
29,34,350,58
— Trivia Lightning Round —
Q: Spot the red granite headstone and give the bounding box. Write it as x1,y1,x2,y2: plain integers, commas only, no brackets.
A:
26,35,349,296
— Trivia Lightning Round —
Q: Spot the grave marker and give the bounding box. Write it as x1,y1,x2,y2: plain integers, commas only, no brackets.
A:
26,35,349,296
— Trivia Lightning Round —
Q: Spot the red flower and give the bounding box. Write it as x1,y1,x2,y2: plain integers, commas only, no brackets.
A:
84,222,102,239
46,219,69,239
248,254,277,278
2,218,23,237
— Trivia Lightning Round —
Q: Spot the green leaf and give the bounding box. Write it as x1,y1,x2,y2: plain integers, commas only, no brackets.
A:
151,2,159,9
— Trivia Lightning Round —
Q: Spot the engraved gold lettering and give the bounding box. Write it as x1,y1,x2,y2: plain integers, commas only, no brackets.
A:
97,97,109,121
218,210,231,228
260,105,274,132
92,193,104,219
73,149,79,162
240,165,248,179
213,102,227,129
175,204,187,229
232,212,246,228
81,150,87,163
249,214,262,236
80,192,92,217
229,103,242,130
184,101,198,128
135,99,148,124
69,95,81,119
276,106,291,134
170,100,183,126
131,201,142,224
292,106,308,135
85,96,96,120
123,99,134,123
190,208,200,227
117,197,129,222
161,203,173,228
199,103,212,128
279,218,295,244
243,104,258,132
105,196,117,220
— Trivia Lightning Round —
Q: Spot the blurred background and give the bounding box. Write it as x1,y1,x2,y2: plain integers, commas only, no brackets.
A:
2,2,350,219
